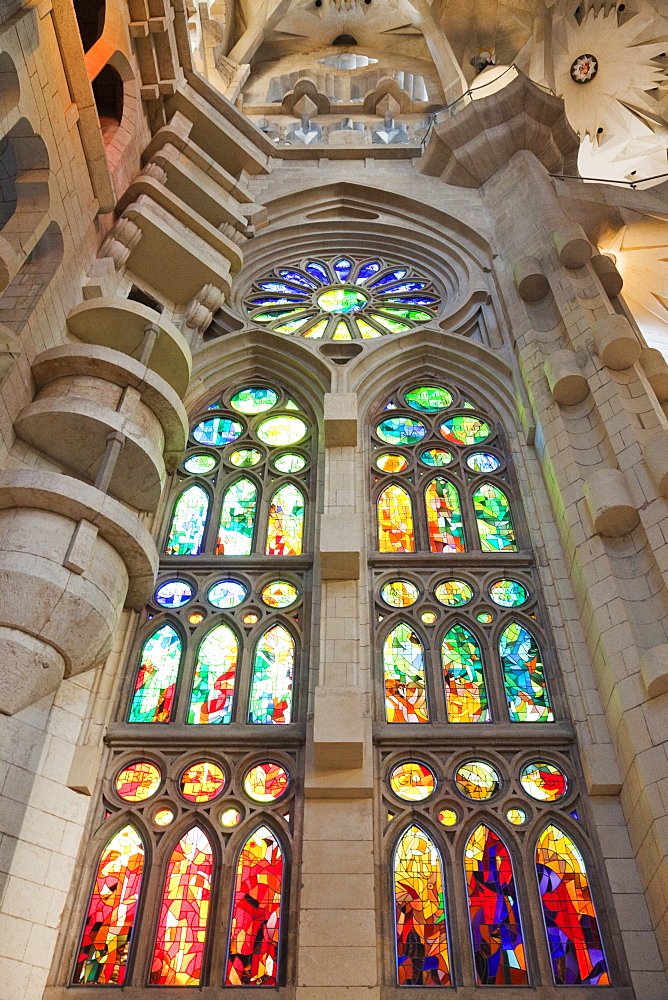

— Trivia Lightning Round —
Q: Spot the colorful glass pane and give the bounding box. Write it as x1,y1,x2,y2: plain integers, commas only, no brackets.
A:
439,809,458,826
356,260,382,282
405,386,453,411
150,828,213,985
381,580,419,607
334,257,353,281
371,270,408,288
455,761,500,800
116,762,161,801
394,826,451,985
279,269,317,288
74,826,144,985
376,452,409,473
520,762,567,802
489,579,528,607
376,416,427,445
371,315,411,332
165,485,208,556
390,761,436,801
421,611,437,624
383,622,428,723
302,319,329,339
306,261,329,283
188,624,238,724
425,478,465,553
435,580,473,606
230,449,262,467
442,624,490,723
243,762,290,802
536,826,609,985
179,762,225,802
266,484,305,556
155,580,193,608
155,809,174,827
257,415,307,446
225,827,284,986
467,452,501,473
129,624,182,723
474,484,517,552
355,318,382,338
499,622,554,723
273,452,307,473
318,288,367,313
207,580,246,608
465,825,528,985
183,453,217,474
249,625,294,724
192,417,243,446
378,485,415,553
477,611,494,624
440,415,491,446
230,387,278,414
220,808,241,827
274,315,315,335
216,478,257,555
261,581,299,608
380,307,432,322
507,808,527,826
420,448,453,467
332,319,352,339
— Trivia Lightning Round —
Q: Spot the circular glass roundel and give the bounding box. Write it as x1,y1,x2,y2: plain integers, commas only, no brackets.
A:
154,808,174,827
189,611,205,626
208,580,247,609
420,448,453,467
439,808,458,826
376,417,427,446
507,807,527,826
376,453,409,473
193,417,243,446
230,449,262,468
317,288,368,314
184,453,217,474
274,453,307,474
155,580,194,609
405,386,453,412
381,580,419,608
435,580,473,607
230,387,278,414
243,611,260,625
520,762,568,802
467,452,501,473
261,581,299,608
455,761,501,800
257,415,308,447
243,762,289,802
220,807,241,828
440,415,491,446
116,762,161,802
180,761,226,802
389,761,436,802
489,579,528,608
421,610,437,625
476,611,494,624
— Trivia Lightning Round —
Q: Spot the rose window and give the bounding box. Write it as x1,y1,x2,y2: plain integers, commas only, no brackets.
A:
245,256,440,340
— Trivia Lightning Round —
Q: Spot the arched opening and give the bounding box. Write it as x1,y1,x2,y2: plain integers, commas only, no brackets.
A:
0,53,20,122
73,0,105,53
0,136,18,230
0,222,63,332
333,35,358,46
92,63,123,147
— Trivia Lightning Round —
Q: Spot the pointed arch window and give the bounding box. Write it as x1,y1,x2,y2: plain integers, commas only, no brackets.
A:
165,484,209,556
500,622,553,723
442,623,489,723
474,482,517,552
249,624,295,724
128,623,182,724
378,484,415,552
216,478,258,555
266,483,305,555
188,623,238,725
383,622,428,723
425,477,465,553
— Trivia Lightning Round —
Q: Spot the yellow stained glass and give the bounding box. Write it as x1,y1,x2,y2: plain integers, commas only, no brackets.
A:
378,485,415,553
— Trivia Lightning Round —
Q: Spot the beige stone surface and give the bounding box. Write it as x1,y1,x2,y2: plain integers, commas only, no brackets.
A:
593,314,642,371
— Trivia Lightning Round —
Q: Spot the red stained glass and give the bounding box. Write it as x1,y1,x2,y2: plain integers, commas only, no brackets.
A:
225,826,284,986
74,825,144,985
150,827,213,985
180,761,226,802
115,761,161,802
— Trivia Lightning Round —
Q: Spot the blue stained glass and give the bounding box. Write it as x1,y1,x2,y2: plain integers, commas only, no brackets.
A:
356,261,382,283
384,296,437,305
306,262,330,284
334,258,353,281
382,282,427,293
155,580,194,608
259,282,305,294
193,418,243,446
249,297,300,307
278,270,317,289
370,270,408,288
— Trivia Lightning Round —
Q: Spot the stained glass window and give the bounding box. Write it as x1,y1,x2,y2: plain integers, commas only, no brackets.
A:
499,622,553,722
442,623,489,723
249,625,294,724
383,622,428,723
165,485,209,555
425,478,465,553
225,827,284,986
129,624,182,723
464,825,528,985
474,483,517,552
74,826,144,985
535,826,609,985
216,478,257,555
266,483,305,555
378,485,415,553
150,827,213,985
188,623,238,724
394,826,451,985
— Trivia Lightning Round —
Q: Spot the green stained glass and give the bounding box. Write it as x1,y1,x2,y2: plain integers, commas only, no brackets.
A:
420,449,453,467
257,415,308,447
261,581,299,608
253,309,305,323
248,624,294,724
435,580,473,606
477,611,494,624
229,449,262,468
355,319,382,338
425,478,465,553
216,479,257,555
285,399,300,410
207,580,247,609
467,452,501,473
489,579,528,607
274,314,315,334
381,580,419,607
193,417,243,447
383,622,428,723
165,485,209,556
188,624,238,724
370,313,411,332
405,386,452,410
376,417,427,446
230,388,278,414
129,624,182,723
500,622,553,722
317,288,368,313
440,415,491,446
266,483,304,555
379,308,432,322
274,453,307,474
474,483,517,551
442,623,489,723
183,454,217,474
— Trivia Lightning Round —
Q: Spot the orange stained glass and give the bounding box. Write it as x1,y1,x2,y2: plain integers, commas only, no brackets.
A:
378,484,415,553
115,761,161,802
150,827,213,985
266,484,304,556
383,622,428,723
179,761,226,802
394,825,451,985
425,477,465,553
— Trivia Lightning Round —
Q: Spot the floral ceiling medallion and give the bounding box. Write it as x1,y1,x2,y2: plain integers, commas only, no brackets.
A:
570,53,598,84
